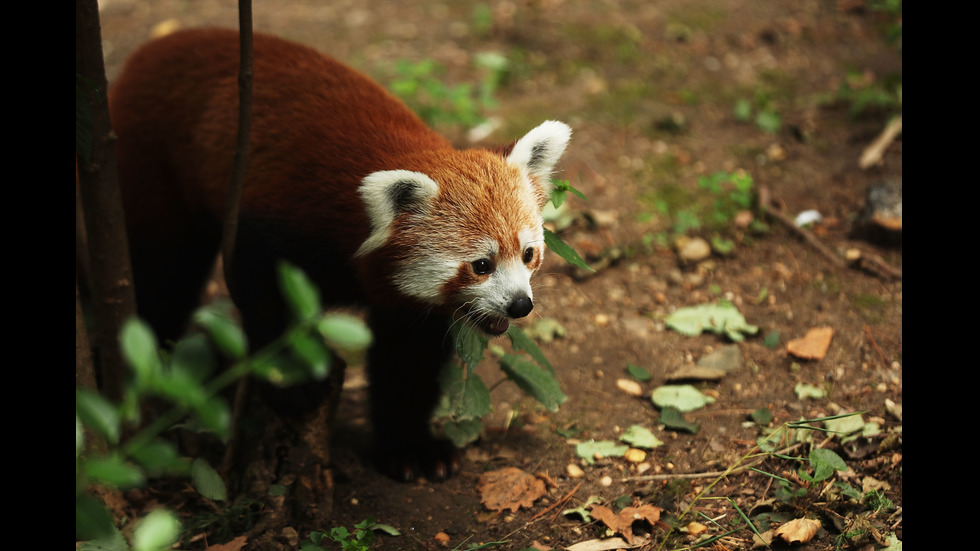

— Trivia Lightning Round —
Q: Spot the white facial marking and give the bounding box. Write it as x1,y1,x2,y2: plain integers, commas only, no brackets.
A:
394,254,459,304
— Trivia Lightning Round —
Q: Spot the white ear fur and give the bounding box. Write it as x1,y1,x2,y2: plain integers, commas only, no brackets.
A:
506,120,572,187
355,170,439,257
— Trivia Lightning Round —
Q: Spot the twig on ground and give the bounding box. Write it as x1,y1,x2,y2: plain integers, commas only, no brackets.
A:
529,480,581,522
864,324,891,368
758,186,845,269
621,443,805,483
851,250,903,280
859,116,902,170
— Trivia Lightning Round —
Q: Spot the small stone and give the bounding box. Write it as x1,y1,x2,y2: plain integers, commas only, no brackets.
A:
624,448,647,463
616,378,644,397
676,236,712,262
567,463,585,478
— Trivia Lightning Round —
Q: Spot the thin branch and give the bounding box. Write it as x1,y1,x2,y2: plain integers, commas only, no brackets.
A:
221,0,254,283
620,443,804,483
758,186,845,269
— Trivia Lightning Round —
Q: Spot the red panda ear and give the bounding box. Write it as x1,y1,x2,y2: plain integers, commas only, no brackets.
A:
356,170,439,256
506,120,572,197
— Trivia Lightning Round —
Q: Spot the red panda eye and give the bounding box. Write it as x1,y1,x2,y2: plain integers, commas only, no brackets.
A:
523,247,535,264
472,259,493,275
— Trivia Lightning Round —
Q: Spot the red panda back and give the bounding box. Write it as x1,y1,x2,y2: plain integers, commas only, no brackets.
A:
111,28,451,247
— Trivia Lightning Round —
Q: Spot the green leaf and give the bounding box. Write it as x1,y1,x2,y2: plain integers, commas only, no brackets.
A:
83,456,146,489
192,398,232,440
659,406,700,434
443,418,484,447
651,384,715,412
439,363,492,419
576,440,629,464
289,331,331,379
277,261,321,321
806,448,847,482
563,496,602,522
824,412,867,435
626,363,652,381
733,98,753,122
76,493,117,541
318,313,373,351
762,330,780,349
506,325,554,374
193,308,247,360
750,408,774,426
543,227,592,271
755,110,782,133
169,333,217,382
131,508,181,551
499,354,567,412
250,349,313,386
130,439,181,477
190,458,227,502
361,519,401,537
794,382,826,400
664,301,758,341
451,322,489,371
76,388,121,445
619,425,664,449
120,318,161,383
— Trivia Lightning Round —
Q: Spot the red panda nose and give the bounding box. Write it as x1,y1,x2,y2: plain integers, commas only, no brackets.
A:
508,296,534,319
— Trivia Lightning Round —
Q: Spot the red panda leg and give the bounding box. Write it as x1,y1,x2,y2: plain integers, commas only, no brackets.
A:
126,210,222,345
366,308,459,482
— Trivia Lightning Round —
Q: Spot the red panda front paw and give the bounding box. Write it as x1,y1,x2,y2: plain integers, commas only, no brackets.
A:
375,437,461,482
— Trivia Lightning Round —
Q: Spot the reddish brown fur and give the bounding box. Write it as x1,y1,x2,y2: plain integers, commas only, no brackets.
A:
113,28,450,257
109,29,563,481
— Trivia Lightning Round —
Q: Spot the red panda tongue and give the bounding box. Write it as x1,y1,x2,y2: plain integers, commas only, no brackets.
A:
483,317,510,336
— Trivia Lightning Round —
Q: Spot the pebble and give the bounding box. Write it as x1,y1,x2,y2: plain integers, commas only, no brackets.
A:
616,378,644,397
624,448,647,463
675,236,712,262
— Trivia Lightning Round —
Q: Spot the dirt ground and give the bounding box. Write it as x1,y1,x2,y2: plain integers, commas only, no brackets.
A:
93,1,902,549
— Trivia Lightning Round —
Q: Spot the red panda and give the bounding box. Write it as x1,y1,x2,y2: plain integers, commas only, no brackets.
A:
110,28,570,481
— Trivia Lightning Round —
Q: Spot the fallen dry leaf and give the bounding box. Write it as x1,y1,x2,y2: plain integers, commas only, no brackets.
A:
589,503,664,544
774,517,821,544
206,535,247,551
477,467,546,512
787,326,834,360
686,521,707,536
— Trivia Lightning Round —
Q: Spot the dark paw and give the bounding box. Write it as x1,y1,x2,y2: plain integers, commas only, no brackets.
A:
374,437,460,482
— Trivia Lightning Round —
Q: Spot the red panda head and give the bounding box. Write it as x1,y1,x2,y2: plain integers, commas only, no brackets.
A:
355,120,572,335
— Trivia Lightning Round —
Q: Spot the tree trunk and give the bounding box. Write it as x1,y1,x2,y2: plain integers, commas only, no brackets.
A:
75,0,137,400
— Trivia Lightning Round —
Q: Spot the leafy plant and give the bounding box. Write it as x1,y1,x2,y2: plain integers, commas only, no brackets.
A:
647,170,765,254
302,517,400,551
835,70,902,119
650,412,892,549
733,96,781,133
76,262,372,549
388,53,508,130
436,322,567,447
